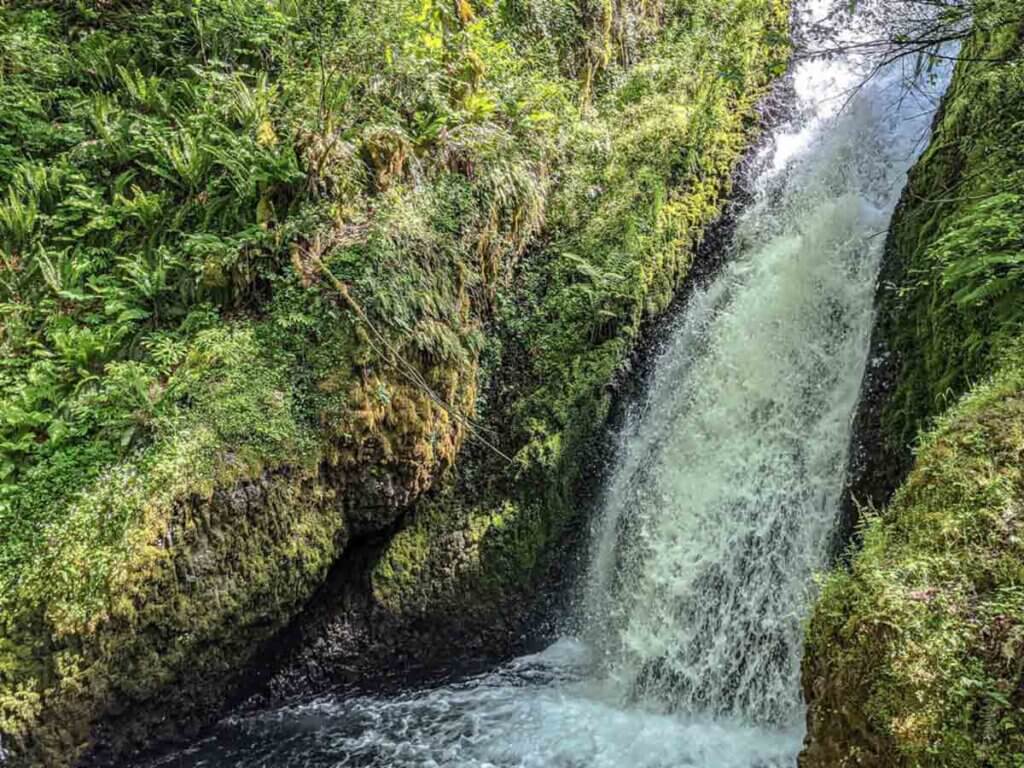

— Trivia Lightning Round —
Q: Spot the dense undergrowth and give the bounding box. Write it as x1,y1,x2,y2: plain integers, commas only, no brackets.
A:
805,351,1024,765
0,0,787,764
802,9,1024,766
370,0,789,614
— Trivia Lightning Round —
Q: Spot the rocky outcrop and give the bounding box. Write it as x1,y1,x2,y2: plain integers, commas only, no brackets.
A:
801,14,1024,767
0,1,790,765
0,329,470,767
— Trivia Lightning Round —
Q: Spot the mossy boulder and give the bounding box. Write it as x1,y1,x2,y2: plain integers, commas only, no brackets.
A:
803,349,1024,767
0,322,470,766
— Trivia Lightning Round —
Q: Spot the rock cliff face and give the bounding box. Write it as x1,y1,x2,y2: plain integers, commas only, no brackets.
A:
801,15,1024,767
0,1,788,765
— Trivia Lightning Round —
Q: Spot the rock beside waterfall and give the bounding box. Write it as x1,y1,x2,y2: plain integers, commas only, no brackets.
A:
0,1,789,765
801,13,1024,766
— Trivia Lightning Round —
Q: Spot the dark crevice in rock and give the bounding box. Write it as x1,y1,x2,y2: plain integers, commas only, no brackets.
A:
829,92,955,563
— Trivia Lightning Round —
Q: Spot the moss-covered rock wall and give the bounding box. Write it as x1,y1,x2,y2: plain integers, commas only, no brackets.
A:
801,14,1024,767
0,0,789,765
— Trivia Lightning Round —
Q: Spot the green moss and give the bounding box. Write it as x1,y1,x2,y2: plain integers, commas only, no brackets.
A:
1,323,313,624
374,523,433,609
1,1,791,763
372,0,791,620
0,322,340,764
372,489,550,616
804,346,1024,767
510,0,789,472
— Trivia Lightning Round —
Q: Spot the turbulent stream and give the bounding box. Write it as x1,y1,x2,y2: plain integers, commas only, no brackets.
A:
160,3,951,766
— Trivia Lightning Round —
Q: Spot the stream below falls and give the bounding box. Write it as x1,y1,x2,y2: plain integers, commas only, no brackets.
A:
156,3,952,766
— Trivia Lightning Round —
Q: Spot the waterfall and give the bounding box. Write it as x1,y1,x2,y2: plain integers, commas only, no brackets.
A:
581,0,949,729
155,3,952,766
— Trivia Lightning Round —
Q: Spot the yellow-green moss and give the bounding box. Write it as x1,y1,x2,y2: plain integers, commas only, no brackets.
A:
0,325,339,765
1,1,791,763
803,346,1024,767
872,18,1024,457
372,494,549,615
374,523,433,610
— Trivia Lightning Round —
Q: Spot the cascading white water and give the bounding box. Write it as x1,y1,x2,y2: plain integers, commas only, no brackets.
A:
582,1,948,728
157,4,952,767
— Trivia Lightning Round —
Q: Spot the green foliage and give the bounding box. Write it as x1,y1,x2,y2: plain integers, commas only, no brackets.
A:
372,0,791,620
875,16,1024,453
0,323,315,626
505,0,789,474
0,0,578,597
0,0,790,764
0,2,304,485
